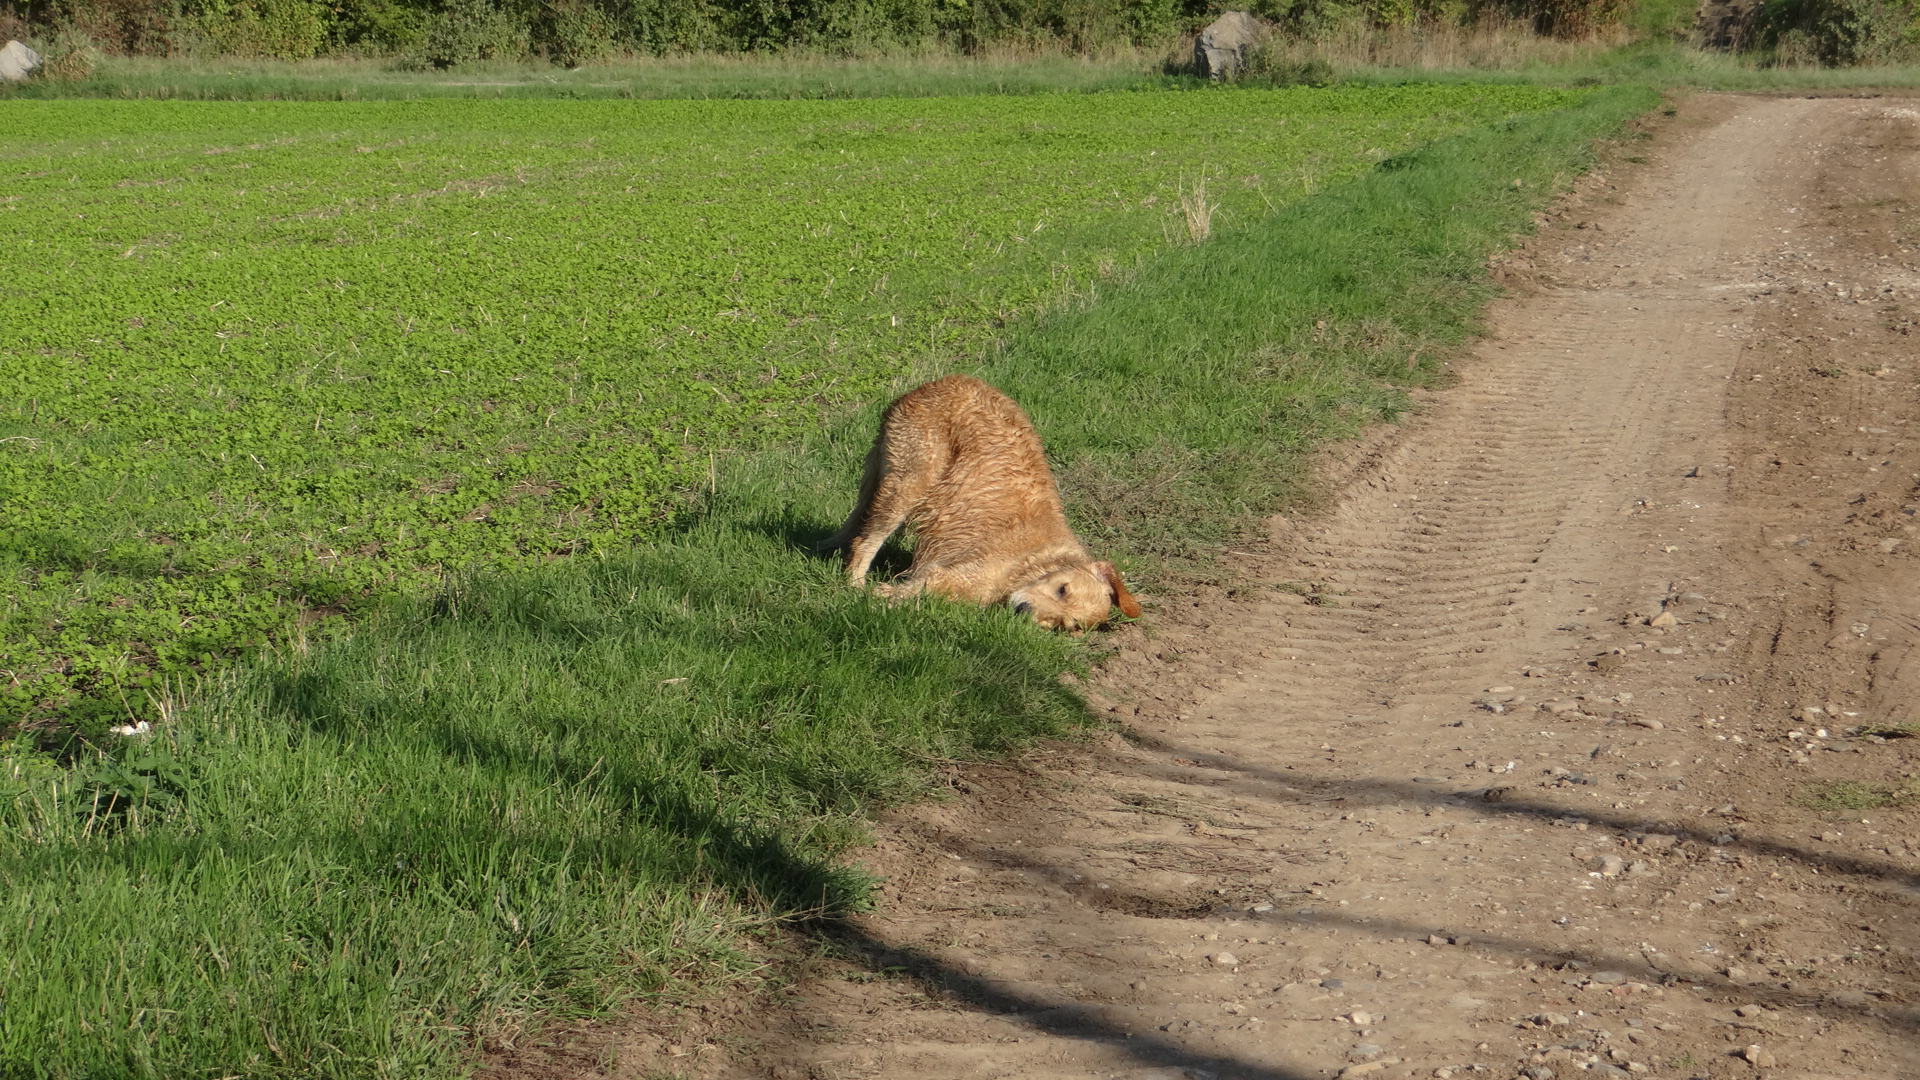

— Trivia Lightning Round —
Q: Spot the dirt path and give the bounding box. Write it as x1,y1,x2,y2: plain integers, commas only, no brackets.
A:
499,93,1920,1080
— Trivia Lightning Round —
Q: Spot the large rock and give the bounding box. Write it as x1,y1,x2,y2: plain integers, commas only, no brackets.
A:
0,40,41,81
1193,11,1265,80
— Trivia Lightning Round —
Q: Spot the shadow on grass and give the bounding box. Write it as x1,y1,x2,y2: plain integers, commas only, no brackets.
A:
251,541,1089,925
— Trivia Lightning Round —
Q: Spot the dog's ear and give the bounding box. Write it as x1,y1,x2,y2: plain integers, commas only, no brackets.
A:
1095,561,1142,620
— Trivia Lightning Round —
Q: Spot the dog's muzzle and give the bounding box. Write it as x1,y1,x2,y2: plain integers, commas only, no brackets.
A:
1011,600,1032,616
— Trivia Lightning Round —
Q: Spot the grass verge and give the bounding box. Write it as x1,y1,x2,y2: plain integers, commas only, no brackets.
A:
0,85,1658,1077
14,41,1920,102
1,50,1182,101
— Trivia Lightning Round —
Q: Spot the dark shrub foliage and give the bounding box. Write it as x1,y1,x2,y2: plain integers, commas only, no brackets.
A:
1751,0,1917,64
3,0,1208,58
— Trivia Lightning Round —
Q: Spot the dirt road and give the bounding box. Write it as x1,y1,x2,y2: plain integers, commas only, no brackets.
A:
504,93,1920,1080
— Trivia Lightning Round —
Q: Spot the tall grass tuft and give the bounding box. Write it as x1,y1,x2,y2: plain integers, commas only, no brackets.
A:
1177,171,1217,244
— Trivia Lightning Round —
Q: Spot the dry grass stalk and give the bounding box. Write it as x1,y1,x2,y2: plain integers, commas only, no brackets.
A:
1249,17,1628,72
1178,171,1217,244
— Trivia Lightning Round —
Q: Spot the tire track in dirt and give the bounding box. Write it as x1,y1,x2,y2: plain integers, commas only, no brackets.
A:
496,94,1920,1080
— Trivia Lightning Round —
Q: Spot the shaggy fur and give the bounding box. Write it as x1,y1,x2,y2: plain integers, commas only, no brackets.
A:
819,375,1141,630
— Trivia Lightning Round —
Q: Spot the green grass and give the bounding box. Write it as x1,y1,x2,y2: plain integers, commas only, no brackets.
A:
0,85,1586,738
0,83,1658,1078
1797,779,1920,811
0,550,1085,1076
1336,42,1920,89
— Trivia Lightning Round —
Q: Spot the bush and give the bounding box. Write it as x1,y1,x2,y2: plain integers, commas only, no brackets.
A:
183,0,329,58
545,0,614,65
33,24,102,76
329,0,430,53
1240,40,1337,83
1753,0,1918,64
410,0,528,66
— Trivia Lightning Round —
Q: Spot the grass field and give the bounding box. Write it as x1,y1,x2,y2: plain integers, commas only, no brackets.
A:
0,85,1585,739
0,82,1661,1076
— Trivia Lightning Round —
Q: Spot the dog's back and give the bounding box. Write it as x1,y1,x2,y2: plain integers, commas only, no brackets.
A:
887,376,1072,565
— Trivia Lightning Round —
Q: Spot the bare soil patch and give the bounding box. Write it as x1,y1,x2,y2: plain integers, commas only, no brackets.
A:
487,92,1920,1080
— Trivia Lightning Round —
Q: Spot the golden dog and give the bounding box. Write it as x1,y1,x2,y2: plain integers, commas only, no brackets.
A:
819,375,1141,630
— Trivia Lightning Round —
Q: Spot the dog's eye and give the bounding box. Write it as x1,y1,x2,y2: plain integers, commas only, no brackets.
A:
1057,585,1069,597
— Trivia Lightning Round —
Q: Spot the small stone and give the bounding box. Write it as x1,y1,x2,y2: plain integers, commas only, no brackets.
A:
1349,1042,1384,1060
1434,1070,1454,1079
1530,1012,1571,1027
1130,978,1149,991
1590,970,1629,984
1632,718,1665,730
1819,830,1843,842
1585,853,1624,876
1542,700,1581,715
1742,1044,1776,1068
1348,1010,1374,1026
1648,612,1678,628
1451,934,1473,947
1628,1065,1651,1075
1210,952,1239,966
1337,1064,1387,1079
1636,833,1678,851
1321,977,1344,989
1735,1004,1767,1018
1522,1067,1556,1080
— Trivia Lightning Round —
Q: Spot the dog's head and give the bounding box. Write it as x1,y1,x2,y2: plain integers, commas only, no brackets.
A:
1009,560,1142,631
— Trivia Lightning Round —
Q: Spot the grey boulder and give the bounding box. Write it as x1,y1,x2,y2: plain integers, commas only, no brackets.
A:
1193,11,1265,80
0,40,41,81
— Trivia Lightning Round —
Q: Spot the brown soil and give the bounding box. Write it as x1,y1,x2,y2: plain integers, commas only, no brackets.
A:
487,93,1920,1080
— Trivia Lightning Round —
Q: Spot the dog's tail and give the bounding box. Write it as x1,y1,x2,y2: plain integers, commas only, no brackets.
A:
815,441,884,555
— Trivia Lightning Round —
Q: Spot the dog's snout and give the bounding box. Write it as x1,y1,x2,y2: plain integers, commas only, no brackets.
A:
1012,601,1032,616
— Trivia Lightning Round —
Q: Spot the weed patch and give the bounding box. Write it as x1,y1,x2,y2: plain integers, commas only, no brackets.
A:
1797,779,1920,810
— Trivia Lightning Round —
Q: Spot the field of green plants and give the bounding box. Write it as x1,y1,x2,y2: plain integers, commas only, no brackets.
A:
0,85,1583,738
0,82,1661,1077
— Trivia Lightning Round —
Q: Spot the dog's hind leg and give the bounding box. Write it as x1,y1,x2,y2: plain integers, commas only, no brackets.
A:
816,441,884,557
843,441,934,585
